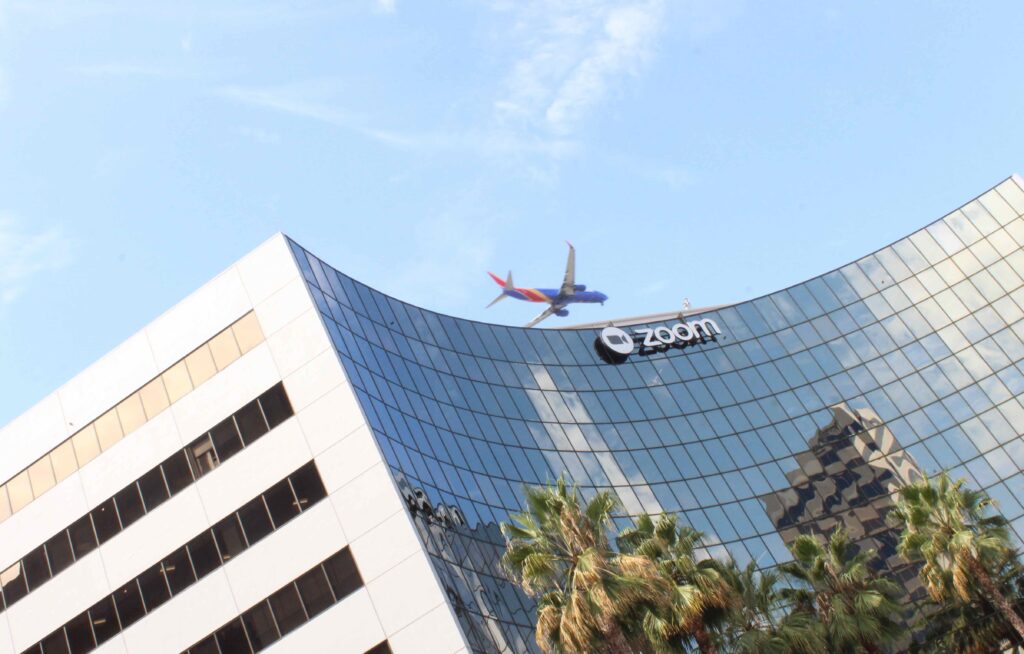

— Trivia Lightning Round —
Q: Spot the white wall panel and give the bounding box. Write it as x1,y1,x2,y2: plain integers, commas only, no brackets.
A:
100,486,207,589
77,409,181,508
388,602,467,654
168,344,279,440
7,552,108,651
365,550,447,636
57,330,158,444
0,616,15,654
328,462,404,541
121,568,239,654
0,473,88,571
297,383,366,456
194,418,310,524
0,393,68,483
253,275,314,339
236,234,299,307
265,309,332,378
90,635,129,654
316,425,381,495
348,510,421,584
283,348,348,413
222,501,345,611
145,268,252,371
262,590,385,654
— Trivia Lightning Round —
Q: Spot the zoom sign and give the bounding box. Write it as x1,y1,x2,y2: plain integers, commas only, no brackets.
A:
596,318,722,362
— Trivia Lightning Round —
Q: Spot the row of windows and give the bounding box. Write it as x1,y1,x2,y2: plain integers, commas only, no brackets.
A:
21,462,327,654
0,383,293,613
181,547,364,654
331,290,1024,436
0,312,265,524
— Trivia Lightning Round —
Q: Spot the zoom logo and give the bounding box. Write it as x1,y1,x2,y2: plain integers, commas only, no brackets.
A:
597,318,722,362
599,326,635,356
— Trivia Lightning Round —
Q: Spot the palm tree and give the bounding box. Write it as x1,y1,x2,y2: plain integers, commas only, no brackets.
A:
717,560,824,654
778,527,905,653
617,514,734,653
888,471,1024,641
500,478,674,654
910,552,1024,654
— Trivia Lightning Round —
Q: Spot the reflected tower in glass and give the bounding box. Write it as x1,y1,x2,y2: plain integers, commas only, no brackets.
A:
289,175,1024,653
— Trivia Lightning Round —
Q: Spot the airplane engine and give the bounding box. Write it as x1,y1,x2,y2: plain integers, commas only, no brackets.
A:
573,284,587,291
555,309,569,317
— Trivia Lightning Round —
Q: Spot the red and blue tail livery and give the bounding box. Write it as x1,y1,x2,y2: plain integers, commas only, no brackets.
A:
486,242,608,328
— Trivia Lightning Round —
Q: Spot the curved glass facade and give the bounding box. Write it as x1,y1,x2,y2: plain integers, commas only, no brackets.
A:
290,176,1024,653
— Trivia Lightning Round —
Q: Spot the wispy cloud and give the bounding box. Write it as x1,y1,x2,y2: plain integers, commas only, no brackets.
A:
494,0,665,134
218,83,578,159
374,0,396,14
0,215,74,305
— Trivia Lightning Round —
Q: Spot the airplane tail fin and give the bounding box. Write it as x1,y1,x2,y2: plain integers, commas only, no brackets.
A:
488,270,514,289
486,271,514,308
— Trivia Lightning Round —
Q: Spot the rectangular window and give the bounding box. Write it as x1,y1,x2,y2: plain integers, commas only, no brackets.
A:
259,384,293,429
234,399,268,445
39,629,69,654
163,546,196,596
215,619,250,654
187,531,221,579
114,483,146,528
296,567,334,619
23,545,51,591
65,611,96,654
241,601,279,650
138,562,170,612
209,329,242,370
210,417,243,461
238,497,274,545
161,450,194,495
323,548,362,601
213,514,247,562
112,579,145,630
68,514,98,559
162,360,193,403
185,345,217,387
263,480,300,528
88,596,119,645
268,584,306,636
138,377,170,419
44,531,75,577
71,425,100,468
90,499,121,544
138,466,169,512
289,462,327,510
188,435,219,478
50,441,78,484
1,562,27,606
94,409,124,451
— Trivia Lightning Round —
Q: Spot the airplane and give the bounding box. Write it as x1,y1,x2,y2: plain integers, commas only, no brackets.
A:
486,242,608,328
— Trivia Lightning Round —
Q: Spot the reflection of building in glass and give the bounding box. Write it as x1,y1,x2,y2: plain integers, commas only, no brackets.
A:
4,176,1024,653
762,404,923,593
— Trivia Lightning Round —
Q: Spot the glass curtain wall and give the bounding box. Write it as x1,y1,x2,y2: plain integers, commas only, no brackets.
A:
291,177,1024,653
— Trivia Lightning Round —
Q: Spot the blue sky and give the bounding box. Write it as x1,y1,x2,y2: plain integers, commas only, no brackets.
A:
2,0,1023,424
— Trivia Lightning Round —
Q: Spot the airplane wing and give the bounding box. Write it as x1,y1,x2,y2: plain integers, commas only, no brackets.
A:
524,305,561,329
558,241,576,297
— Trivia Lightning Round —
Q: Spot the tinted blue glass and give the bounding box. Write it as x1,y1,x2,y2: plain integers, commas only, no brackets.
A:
284,179,1024,654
